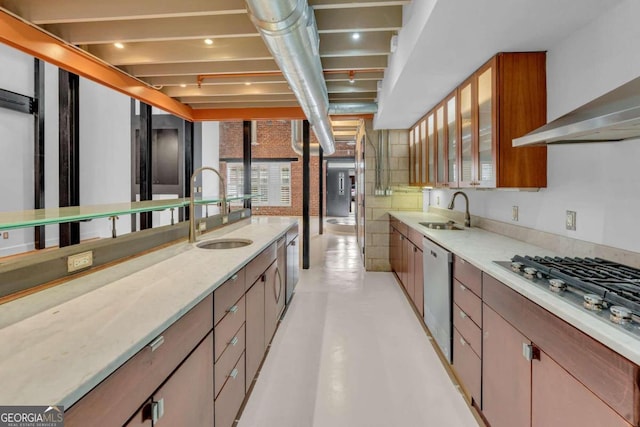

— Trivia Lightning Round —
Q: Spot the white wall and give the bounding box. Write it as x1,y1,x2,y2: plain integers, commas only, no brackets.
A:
0,44,35,256
430,0,640,254
200,121,221,215
79,78,132,240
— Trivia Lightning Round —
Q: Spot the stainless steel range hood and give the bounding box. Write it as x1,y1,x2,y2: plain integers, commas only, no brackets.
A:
513,75,640,147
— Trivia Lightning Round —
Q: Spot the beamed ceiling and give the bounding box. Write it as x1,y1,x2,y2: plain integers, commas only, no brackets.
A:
0,0,406,121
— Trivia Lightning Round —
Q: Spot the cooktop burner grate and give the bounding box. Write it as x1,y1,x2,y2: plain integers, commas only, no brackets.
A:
510,255,640,314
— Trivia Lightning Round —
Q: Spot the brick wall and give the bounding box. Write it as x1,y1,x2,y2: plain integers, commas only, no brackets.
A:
219,120,354,217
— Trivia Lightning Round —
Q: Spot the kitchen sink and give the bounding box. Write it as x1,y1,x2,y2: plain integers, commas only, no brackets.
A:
419,221,464,231
196,238,253,249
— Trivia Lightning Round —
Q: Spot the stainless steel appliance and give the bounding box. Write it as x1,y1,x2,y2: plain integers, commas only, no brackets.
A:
495,256,640,337
423,238,453,362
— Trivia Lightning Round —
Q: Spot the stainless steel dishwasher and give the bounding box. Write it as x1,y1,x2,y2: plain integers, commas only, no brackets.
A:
423,238,453,362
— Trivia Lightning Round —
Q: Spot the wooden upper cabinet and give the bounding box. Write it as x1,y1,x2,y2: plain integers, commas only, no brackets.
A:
409,128,415,184
414,126,421,186
409,52,547,189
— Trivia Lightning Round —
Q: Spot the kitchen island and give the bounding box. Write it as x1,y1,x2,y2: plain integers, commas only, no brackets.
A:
0,216,297,426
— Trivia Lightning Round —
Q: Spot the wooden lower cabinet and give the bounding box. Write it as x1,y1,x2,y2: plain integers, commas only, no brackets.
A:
405,237,415,301
245,277,265,392
532,350,631,427
153,332,214,426
452,328,481,406
413,246,424,317
482,303,531,427
124,332,214,426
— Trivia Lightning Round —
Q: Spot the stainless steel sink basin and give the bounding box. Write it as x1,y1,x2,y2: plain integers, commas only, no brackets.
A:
196,238,253,249
419,221,464,231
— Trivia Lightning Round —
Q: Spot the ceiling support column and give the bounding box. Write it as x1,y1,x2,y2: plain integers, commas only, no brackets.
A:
184,120,194,222
303,120,310,270
318,145,324,235
139,102,153,229
34,58,45,249
58,69,80,247
243,120,252,210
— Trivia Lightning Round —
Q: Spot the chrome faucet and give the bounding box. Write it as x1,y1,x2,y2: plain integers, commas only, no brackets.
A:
189,166,227,243
447,191,471,227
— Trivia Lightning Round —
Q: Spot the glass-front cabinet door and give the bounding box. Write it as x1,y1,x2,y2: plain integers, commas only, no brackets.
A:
420,119,427,185
409,126,415,184
445,92,458,188
427,113,436,187
476,60,496,187
459,79,474,187
414,126,421,186
435,104,446,186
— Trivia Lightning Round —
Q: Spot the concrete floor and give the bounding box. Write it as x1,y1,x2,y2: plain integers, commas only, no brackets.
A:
238,228,479,427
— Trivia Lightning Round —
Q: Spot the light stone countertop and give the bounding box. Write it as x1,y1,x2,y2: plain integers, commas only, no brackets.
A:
388,211,640,366
0,216,296,408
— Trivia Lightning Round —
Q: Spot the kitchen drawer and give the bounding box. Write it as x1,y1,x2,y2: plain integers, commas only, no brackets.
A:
215,323,245,398
246,243,277,289
214,269,246,326
214,294,246,362
215,352,246,427
453,279,482,327
453,328,482,407
453,303,481,357
66,294,213,426
390,216,408,236
408,228,423,249
453,256,482,297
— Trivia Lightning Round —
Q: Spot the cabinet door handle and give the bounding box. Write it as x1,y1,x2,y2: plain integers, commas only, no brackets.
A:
261,273,266,282
230,273,238,281
522,343,539,361
459,283,466,291
151,398,164,423
291,240,296,246
229,368,239,379
230,336,239,346
459,310,467,319
459,336,467,346
228,305,239,314
148,335,165,352
275,267,283,303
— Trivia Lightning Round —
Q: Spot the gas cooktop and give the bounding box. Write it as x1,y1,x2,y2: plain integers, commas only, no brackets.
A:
495,256,640,338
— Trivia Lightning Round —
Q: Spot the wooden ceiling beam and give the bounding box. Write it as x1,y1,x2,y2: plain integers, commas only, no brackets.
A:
0,10,193,120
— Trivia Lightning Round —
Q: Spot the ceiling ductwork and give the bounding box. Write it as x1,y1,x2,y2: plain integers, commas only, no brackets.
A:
246,0,336,155
291,120,321,156
329,102,378,115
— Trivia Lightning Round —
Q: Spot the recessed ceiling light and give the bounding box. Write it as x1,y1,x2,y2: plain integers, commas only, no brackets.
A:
180,84,187,88
204,38,213,45
114,42,124,49
352,33,360,40
245,82,252,86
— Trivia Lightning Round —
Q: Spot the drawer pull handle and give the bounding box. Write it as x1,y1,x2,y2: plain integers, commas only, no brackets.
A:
230,336,239,346
148,335,165,352
231,274,238,281
459,310,467,319
459,284,466,291
229,368,239,379
228,305,239,314
460,337,466,346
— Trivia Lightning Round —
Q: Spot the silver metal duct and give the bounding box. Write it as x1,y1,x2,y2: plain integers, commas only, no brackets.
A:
513,75,640,146
329,102,378,115
246,0,335,155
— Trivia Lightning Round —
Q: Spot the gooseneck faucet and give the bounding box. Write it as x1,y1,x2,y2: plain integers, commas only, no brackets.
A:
189,166,227,243
447,191,471,227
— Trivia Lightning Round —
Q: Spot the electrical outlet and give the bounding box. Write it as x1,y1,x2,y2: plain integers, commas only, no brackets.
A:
198,221,207,232
566,210,577,231
67,251,93,273
222,215,229,224
512,206,519,222
2,232,8,239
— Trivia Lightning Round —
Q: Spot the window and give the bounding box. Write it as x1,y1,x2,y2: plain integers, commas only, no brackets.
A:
226,162,292,207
